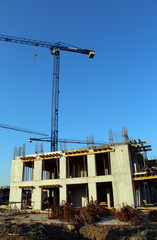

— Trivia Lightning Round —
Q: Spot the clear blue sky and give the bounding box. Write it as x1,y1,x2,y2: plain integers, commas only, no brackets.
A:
0,0,157,186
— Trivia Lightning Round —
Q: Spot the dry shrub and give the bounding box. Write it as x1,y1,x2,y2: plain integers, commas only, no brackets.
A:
78,201,100,224
149,210,157,222
114,205,143,225
48,202,78,221
48,199,113,225
97,204,113,217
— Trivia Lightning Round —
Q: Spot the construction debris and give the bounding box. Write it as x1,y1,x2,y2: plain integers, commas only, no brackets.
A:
1,206,157,239
0,221,85,240
114,205,143,225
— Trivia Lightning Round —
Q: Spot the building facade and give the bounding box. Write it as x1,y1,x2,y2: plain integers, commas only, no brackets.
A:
9,141,157,210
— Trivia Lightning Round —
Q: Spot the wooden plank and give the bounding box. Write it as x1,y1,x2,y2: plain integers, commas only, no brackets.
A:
21,156,60,162
133,175,157,181
130,141,148,146
39,185,60,188
65,149,114,157
90,149,114,155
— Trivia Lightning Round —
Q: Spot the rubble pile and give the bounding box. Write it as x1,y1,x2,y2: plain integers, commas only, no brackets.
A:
149,210,157,222
48,200,112,225
114,205,143,225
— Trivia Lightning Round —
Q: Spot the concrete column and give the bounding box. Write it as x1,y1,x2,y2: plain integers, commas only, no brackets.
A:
143,183,148,203
32,187,42,210
59,184,67,204
107,192,111,207
34,160,42,181
139,184,142,206
9,186,22,209
60,154,66,179
9,158,23,206
87,154,96,177
88,182,97,202
147,185,151,203
134,163,137,173
135,184,142,207
10,158,23,183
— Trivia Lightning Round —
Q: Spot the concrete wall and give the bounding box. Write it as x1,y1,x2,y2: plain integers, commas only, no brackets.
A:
111,144,135,208
9,157,23,209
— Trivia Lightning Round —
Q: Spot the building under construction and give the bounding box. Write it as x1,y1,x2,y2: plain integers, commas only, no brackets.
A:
9,136,157,210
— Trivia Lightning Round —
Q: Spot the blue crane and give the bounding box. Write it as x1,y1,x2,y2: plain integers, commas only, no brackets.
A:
0,34,95,151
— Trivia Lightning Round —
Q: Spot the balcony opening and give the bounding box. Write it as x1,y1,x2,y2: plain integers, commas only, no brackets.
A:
96,152,111,176
66,155,88,178
41,187,59,210
135,182,152,207
23,161,34,181
42,158,59,180
96,182,113,207
67,184,88,207
21,188,33,209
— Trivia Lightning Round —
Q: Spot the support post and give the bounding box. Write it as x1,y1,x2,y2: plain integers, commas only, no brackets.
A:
67,157,70,178
103,156,105,175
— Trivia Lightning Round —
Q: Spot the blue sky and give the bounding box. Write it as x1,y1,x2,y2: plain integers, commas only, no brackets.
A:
0,0,157,186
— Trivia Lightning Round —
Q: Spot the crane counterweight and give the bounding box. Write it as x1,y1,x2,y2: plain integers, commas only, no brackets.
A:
88,51,95,58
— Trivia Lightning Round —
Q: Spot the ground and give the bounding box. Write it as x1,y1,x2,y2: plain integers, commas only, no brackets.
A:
0,207,157,239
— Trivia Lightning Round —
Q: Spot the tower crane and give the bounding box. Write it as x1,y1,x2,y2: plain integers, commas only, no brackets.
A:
0,34,95,151
0,123,103,148
29,136,103,145
0,123,48,136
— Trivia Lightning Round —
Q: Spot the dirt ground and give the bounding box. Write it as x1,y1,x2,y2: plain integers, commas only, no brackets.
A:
0,209,157,240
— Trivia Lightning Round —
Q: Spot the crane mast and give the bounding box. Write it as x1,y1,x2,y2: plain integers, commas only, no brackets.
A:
51,48,60,151
0,34,95,151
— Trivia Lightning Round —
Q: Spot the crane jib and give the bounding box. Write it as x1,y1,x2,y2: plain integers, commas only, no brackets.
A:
0,34,95,57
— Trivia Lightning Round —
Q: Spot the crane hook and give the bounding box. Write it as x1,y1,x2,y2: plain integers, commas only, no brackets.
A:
33,53,38,66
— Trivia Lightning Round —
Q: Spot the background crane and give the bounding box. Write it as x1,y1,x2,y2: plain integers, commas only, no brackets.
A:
0,123,48,136
0,123,103,152
29,137,103,145
0,34,95,152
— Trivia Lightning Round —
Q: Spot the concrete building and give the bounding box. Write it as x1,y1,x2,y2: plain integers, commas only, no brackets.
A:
9,141,157,210
0,186,10,204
